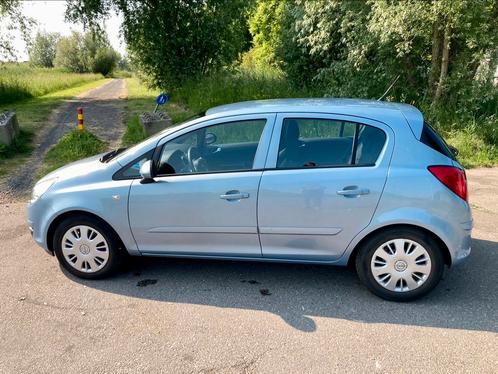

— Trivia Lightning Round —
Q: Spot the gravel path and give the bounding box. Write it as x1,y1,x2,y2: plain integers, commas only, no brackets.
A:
0,79,127,202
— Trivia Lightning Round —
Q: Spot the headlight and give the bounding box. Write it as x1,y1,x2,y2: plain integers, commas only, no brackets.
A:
31,178,57,201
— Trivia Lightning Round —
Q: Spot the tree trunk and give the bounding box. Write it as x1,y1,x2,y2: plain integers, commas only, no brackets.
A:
429,23,443,98
433,25,451,105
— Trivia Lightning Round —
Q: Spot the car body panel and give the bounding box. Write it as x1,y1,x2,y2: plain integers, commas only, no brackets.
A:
28,165,139,255
128,171,263,256
27,98,471,269
257,112,394,261
127,113,276,256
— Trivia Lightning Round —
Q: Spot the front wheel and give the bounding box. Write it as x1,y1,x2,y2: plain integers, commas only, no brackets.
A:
355,228,445,301
53,215,124,279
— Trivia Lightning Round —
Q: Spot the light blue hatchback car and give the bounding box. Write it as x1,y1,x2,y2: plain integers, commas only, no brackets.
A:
28,99,472,301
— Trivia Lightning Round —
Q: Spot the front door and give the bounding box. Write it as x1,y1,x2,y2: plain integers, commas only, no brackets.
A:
129,114,275,257
257,113,393,261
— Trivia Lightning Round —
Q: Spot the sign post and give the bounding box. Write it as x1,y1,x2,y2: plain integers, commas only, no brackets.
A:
154,93,169,113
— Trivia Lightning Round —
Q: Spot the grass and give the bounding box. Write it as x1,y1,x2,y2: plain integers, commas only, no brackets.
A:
39,129,107,176
0,130,33,159
121,77,192,146
444,122,498,168
172,67,313,114
0,78,109,176
0,63,103,104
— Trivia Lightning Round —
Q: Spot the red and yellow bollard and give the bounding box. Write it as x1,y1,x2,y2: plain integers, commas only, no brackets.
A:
77,107,84,130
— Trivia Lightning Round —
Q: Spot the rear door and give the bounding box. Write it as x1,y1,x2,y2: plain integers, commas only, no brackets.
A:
257,113,394,261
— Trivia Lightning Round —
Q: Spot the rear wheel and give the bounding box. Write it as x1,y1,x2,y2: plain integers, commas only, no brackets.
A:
355,228,444,301
53,215,124,279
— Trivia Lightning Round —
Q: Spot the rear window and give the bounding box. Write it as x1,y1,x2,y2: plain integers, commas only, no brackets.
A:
420,122,455,160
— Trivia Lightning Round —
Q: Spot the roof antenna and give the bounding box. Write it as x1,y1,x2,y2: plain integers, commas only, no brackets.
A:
377,75,400,101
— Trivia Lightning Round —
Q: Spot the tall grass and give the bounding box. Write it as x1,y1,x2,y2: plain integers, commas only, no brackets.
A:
172,67,315,113
0,63,102,104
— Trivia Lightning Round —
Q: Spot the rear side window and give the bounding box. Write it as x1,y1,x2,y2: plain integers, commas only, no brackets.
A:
420,122,455,160
277,118,386,169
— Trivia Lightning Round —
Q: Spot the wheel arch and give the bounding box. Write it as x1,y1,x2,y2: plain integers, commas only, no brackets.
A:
46,210,126,254
347,223,452,268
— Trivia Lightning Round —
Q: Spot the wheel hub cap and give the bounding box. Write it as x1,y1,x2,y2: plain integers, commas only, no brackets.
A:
370,238,432,293
394,260,408,272
61,225,109,273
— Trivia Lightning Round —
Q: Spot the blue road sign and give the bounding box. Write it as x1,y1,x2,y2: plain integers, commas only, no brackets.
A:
156,93,169,105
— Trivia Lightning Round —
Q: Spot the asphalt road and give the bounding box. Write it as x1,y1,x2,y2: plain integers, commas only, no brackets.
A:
0,169,497,373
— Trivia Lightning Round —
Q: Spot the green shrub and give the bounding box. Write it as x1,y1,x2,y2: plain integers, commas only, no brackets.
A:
91,48,119,76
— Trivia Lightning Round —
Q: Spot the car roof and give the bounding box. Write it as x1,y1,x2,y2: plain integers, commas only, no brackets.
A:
206,98,424,137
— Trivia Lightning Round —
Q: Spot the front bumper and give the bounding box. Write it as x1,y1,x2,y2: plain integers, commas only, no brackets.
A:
27,198,55,256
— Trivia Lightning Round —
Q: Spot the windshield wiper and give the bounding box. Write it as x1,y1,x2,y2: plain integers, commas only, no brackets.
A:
100,147,127,163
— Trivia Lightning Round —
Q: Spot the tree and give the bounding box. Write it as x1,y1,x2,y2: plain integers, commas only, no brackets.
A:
54,30,118,74
65,0,252,88
253,0,497,110
28,31,60,67
54,31,88,73
246,0,287,69
91,47,118,76
0,0,35,60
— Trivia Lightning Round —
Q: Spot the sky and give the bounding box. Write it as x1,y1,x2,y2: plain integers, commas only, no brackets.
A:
3,0,126,61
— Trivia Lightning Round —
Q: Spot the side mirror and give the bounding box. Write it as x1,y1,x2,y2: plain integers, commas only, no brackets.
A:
205,132,217,145
139,160,155,184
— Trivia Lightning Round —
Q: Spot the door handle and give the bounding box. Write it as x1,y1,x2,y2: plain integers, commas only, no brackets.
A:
337,187,370,197
220,190,250,201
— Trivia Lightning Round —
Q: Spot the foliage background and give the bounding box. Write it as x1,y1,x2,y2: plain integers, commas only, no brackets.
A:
1,0,497,167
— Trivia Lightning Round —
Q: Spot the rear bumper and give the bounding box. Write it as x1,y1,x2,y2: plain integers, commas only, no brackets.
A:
451,219,472,265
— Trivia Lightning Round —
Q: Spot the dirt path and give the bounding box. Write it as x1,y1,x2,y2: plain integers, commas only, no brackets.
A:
0,79,127,202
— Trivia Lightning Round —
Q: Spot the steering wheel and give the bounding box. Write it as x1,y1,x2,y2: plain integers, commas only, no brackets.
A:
187,146,198,172
187,146,208,172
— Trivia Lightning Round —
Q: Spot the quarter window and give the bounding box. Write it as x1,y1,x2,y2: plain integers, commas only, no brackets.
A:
277,118,386,168
114,150,153,179
157,119,266,175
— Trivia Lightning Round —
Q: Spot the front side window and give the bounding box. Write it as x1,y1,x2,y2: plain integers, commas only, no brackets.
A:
156,119,266,175
277,118,386,169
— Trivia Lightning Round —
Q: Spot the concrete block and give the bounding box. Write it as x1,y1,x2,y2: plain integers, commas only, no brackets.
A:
0,111,20,145
139,111,172,137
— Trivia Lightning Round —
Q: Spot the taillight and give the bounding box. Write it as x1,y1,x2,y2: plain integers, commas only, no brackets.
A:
428,165,468,201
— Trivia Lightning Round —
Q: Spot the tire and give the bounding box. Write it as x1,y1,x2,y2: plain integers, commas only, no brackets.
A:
53,215,124,279
355,227,444,301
